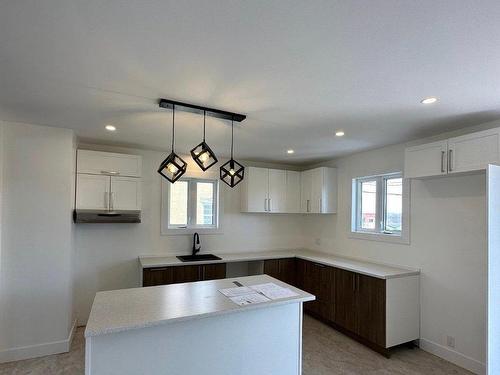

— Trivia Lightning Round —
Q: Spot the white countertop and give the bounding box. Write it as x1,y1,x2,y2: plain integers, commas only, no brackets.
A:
139,249,419,279
85,274,314,338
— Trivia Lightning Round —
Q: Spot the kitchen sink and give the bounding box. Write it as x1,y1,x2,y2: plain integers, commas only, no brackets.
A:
176,254,222,262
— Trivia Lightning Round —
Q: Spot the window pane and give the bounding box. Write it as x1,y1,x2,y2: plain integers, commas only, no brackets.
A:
196,182,214,225
360,180,377,230
169,181,188,226
384,178,402,232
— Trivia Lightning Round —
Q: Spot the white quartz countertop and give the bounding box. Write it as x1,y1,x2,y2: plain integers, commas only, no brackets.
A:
139,249,419,280
85,274,314,338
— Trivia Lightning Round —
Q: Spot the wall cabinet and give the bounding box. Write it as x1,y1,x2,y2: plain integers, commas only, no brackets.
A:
76,150,142,211
300,167,337,213
241,167,291,213
405,127,500,178
143,263,226,287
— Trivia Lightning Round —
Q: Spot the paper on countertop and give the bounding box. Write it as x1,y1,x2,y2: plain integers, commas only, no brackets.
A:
229,293,271,306
219,286,255,297
250,283,299,300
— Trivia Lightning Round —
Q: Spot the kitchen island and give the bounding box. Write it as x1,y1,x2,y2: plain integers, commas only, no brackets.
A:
85,274,314,375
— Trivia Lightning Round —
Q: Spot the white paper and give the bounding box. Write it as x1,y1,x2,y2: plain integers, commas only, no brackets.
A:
219,286,254,297
229,293,271,306
250,283,298,300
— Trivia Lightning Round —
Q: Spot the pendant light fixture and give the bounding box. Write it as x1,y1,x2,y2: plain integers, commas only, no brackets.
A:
190,110,218,171
220,118,245,187
158,105,187,183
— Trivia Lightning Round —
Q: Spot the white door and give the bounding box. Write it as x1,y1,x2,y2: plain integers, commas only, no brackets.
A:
404,140,448,178
268,169,286,213
448,128,500,174
76,174,110,210
488,164,500,374
245,167,269,212
110,177,142,210
300,170,312,213
310,168,324,213
285,171,301,213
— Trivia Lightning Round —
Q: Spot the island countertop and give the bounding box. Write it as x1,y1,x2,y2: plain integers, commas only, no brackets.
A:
85,274,314,338
139,249,419,280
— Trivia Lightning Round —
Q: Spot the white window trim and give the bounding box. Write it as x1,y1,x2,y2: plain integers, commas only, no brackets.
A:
349,172,410,245
161,177,224,236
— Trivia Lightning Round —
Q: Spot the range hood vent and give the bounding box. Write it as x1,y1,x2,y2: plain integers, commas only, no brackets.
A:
73,210,141,223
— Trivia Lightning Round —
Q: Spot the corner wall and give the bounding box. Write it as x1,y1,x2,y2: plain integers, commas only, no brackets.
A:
302,143,486,374
0,122,76,362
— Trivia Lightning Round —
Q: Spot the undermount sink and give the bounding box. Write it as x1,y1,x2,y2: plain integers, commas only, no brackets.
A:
176,254,222,262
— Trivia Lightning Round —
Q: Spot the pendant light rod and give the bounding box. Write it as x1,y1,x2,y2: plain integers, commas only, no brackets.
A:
203,110,206,141
231,117,234,159
159,98,246,122
171,105,175,151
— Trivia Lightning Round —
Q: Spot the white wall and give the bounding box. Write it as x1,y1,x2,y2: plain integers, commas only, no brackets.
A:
0,122,76,362
74,144,306,324
302,142,487,373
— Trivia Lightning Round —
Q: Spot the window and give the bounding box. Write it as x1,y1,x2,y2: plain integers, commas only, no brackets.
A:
165,178,219,231
352,172,408,243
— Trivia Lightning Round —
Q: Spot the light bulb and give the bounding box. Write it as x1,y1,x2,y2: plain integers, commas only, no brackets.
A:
199,152,209,162
229,169,236,176
167,164,178,174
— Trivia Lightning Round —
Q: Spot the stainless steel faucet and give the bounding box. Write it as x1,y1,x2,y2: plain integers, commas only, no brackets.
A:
192,232,201,256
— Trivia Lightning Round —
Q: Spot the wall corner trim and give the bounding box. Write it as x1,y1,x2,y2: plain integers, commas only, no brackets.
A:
0,319,77,364
419,338,485,374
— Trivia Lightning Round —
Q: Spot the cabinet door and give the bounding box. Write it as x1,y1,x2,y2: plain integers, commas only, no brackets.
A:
77,150,142,177
202,264,226,280
448,128,500,173
334,268,358,333
268,169,286,213
278,258,297,286
300,170,312,213
143,267,174,287
310,168,324,213
356,274,386,347
285,171,301,213
172,265,202,284
76,174,110,210
263,259,280,279
295,259,307,290
244,167,269,212
404,140,448,178
110,177,141,210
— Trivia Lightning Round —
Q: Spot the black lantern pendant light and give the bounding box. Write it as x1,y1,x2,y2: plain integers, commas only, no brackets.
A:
158,105,187,183
190,110,218,171
220,118,245,187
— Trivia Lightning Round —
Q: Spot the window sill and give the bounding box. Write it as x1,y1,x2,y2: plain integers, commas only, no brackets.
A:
348,231,410,245
161,227,224,236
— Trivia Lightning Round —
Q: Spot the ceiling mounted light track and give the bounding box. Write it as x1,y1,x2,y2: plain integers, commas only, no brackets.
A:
220,118,245,188
190,110,218,171
158,105,187,183
159,99,246,122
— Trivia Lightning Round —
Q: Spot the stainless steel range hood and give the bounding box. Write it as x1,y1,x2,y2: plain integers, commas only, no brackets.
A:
73,209,141,223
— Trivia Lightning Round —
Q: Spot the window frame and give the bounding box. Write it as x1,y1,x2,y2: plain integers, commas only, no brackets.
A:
350,172,410,244
161,177,222,235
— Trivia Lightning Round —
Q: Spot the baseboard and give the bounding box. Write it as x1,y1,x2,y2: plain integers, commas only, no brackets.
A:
419,338,485,375
0,319,77,364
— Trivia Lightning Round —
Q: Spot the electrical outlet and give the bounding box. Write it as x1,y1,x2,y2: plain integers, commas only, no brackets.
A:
315,238,321,246
446,335,455,349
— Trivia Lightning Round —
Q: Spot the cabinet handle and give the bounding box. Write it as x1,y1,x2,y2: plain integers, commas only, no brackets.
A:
269,198,272,212
319,198,322,213
101,170,120,175
441,151,446,173
104,192,109,209
314,263,325,268
307,199,310,213
448,149,453,172
151,267,168,271
110,192,114,210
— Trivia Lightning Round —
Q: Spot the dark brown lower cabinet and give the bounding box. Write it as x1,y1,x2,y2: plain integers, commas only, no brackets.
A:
143,263,226,287
263,258,296,285
334,268,358,333
356,274,386,347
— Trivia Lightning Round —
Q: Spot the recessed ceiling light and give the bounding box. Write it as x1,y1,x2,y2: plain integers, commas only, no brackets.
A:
105,125,116,131
335,130,345,137
420,97,438,104
287,149,295,154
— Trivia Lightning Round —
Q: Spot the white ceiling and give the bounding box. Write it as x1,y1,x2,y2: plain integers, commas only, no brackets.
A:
1,1,500,165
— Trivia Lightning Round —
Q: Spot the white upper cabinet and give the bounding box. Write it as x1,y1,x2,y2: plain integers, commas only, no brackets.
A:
110,177,142,211
242,167,269,213
76,150,142,211
76,174,110,210
77,150,142,177
404,127,500,178
285,171,301,213
448,128,500,173
301,167,337,214
268,169,287,213
404,140,448,179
